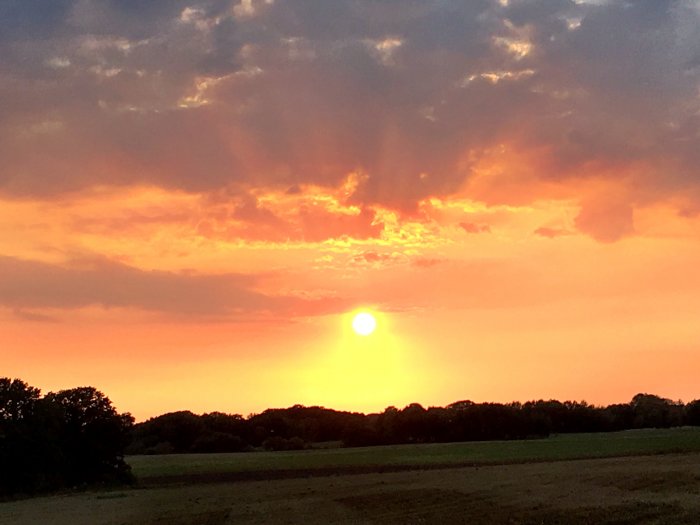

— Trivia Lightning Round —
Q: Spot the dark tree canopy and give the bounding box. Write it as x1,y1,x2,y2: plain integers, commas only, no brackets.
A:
0,378,40,422
0,379,133,498
127,392,699,457
686,400,700,426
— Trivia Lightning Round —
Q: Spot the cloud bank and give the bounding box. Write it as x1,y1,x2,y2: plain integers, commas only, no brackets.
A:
1,0,698,240
0,255,347,319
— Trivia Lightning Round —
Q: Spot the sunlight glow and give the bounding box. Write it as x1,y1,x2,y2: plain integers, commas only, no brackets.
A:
297,311,419,412
352,312,377,336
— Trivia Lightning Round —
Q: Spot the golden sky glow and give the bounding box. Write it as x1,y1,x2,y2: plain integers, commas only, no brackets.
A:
2,0,700,420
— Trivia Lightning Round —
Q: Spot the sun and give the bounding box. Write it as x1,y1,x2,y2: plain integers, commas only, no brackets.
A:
352,312,377,336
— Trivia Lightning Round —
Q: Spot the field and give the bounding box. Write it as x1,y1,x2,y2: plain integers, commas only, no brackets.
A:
128,427,700,483
2,428,700,524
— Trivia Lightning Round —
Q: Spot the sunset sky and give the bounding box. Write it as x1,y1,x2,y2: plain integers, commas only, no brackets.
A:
2,0,700,421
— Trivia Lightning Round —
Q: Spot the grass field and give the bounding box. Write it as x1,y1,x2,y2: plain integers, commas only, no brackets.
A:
129,427,700,483
3,428,700,524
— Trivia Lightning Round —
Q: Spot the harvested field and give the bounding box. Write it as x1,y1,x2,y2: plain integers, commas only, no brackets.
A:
3,429,700,524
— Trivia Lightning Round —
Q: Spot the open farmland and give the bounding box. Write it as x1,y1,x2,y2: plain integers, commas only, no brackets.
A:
2,428,700,524
129,427,700,484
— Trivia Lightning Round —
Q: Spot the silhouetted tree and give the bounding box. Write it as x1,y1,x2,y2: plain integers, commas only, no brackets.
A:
376,406,400,443
603,403,634,431
44,387,133,486
262,436,307,451
0,378,40,422
686,400,700,426
0,379,51,495
127,411,203,454
192,432,248,453
398,403,429,442
0,379,133,498
630,393,682,428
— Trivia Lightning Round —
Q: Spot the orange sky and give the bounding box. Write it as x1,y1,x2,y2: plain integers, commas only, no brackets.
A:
2,0,700,420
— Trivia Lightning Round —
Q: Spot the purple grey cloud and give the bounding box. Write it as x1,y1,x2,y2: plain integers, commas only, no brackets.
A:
0,255,348,319
0,0,697,232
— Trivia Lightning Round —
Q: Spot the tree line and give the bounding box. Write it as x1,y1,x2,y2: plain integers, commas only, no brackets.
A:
4,375,700,498
128,393,700,454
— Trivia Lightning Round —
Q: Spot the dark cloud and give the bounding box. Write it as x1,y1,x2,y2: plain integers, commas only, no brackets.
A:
0,0,73,40
0,0,698,225
11,309,60,323
0,255,342,318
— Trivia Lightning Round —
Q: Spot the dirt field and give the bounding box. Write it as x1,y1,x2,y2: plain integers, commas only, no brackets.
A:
2,452,700,524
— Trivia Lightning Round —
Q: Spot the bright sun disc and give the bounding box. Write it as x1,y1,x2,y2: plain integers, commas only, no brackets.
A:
352,312,377,336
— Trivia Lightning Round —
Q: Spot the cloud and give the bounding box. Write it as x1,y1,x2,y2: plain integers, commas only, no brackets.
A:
575,198,635,243
0,255,344,319
11,309,60,323
351,250,406,268
534,226,572,239
459,222,491,234
412,257,444,268
0,0,698,231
